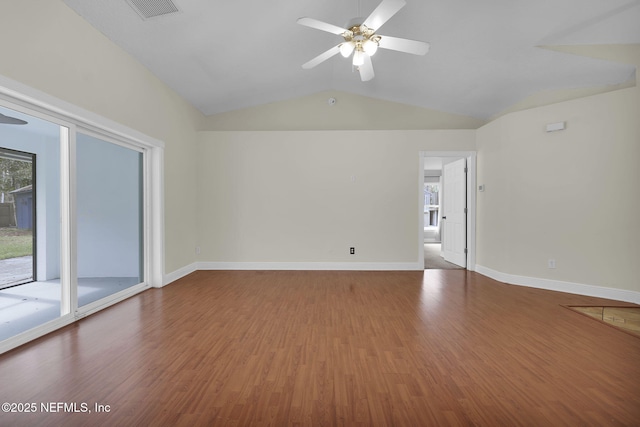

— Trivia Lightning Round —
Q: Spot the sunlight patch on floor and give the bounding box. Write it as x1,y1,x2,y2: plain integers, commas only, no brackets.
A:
567,306,640,338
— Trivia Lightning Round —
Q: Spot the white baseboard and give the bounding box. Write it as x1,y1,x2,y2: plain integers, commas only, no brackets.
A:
475,265,640,304
164,261,421,286
164,263,639,305
163,262,198,286
163,261,421,286
196,261,421,272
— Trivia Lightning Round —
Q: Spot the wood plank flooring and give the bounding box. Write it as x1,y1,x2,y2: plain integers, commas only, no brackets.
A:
568,306,640,337
0,270,639,426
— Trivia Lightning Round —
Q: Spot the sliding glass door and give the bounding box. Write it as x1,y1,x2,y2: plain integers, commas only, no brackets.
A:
0,105,147,343
0,105,63,341
76,132,144,308
0,84,161,354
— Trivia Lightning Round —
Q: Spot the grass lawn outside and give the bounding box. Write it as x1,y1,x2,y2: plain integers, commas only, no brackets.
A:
0,227,33,260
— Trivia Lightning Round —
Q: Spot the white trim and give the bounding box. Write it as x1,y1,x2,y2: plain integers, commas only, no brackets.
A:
196,262,422,271
1,283,151,355
0,315,76,355
149,147,165,288
74,128,157,289
163,260,430,286
164,262,199,286
420,151,477,271
75,283,150,319
77,126,146,154
0,74,165,289
418,155,425,269
466,154,476,271
0,74,165,352
0,75,163,149
164,261,425,286
61,125,77,316
475,265,640,304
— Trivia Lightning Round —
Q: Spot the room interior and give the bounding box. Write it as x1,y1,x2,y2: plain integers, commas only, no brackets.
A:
0,0,639,424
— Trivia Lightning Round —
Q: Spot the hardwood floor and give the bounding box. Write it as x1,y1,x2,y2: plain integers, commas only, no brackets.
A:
0,270,639,426
568,306,640,337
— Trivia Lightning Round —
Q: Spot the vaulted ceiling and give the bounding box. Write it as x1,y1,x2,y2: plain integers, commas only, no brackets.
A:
63,0,640,120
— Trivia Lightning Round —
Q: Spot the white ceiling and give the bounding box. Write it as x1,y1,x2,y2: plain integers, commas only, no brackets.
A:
62,0,640,120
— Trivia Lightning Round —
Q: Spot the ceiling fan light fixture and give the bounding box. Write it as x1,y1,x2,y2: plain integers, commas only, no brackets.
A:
363,39,379,56
353,49,365,67
298,0,430,81
340,42,355,58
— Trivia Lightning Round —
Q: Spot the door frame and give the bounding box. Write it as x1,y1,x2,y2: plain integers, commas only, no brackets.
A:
0,74,165,355
0,146,36,287
419,151,476,270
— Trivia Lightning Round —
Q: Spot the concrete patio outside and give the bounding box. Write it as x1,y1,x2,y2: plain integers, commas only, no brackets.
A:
0,256,32,288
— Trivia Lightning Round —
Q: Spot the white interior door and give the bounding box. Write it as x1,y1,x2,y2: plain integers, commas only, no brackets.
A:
442,158,466,267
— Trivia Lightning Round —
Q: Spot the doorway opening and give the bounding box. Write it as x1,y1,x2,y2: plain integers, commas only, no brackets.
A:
419,152,476,270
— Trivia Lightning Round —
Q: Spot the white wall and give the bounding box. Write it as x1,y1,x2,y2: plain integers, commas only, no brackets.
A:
0,0,203,275
476,47,640,294
201,91,486,131
197,130,475,266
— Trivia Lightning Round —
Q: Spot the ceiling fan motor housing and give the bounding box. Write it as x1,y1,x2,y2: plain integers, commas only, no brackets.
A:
345,17,365,29
341,23,381,56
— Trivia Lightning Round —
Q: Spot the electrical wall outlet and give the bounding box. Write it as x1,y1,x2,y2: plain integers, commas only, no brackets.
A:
195,246,201,255
350,247,355,255
548,259,556,269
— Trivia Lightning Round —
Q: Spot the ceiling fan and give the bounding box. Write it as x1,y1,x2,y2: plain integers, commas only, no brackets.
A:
297,0,429,82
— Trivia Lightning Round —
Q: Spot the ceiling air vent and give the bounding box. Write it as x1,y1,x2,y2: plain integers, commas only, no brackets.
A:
126,0,180,20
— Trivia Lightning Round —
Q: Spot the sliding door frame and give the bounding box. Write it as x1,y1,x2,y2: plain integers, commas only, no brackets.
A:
73,127,150,318
0,146,36,288
0,75,164,354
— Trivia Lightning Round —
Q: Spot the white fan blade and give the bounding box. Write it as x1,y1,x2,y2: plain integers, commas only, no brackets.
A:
359,54,375,82
363,0,406,31
378,35,430,55
302,45,341,69
297,17,348,35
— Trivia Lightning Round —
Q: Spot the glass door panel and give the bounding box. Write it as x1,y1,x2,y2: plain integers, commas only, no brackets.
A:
0,105,62,341
0,147,34,288
76,133,143,308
